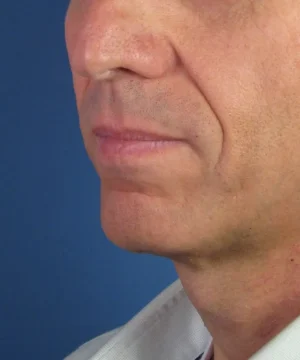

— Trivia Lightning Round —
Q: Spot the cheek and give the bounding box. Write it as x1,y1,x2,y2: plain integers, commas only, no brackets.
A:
72,76,89,110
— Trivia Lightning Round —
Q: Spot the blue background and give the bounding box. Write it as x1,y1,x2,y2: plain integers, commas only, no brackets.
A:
0,1,177,359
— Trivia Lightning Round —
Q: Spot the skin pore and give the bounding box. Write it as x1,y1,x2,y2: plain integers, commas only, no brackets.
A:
65,0,300,359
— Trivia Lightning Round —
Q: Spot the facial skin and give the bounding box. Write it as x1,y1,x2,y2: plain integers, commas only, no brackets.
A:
65,1,300,359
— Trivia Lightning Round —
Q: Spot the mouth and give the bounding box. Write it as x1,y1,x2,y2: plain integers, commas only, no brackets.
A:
93,127,184,163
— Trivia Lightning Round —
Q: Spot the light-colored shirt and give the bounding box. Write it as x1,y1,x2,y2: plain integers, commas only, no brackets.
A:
64,278,300,360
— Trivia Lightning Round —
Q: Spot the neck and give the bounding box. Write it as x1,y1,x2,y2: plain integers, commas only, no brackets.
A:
173,242,300,360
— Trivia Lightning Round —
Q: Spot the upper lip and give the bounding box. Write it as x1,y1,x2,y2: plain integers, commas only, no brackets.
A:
92,126,182,141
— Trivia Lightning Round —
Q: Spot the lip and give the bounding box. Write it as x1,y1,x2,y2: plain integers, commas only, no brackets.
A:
93,126,184,162
92,126,180,141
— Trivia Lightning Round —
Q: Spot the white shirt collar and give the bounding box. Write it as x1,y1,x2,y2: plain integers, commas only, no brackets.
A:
90,279,213,360
249,314,300,360
66,278,300,360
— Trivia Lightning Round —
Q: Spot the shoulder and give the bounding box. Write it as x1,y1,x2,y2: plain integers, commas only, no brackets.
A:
64,326,123,360
63,279,212,360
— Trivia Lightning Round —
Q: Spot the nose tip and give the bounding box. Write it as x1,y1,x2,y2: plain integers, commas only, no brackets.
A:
68,3,176,80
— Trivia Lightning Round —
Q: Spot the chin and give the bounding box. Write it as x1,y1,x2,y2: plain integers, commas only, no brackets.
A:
99,185,261,265
99,189,224,260
100,204,174,256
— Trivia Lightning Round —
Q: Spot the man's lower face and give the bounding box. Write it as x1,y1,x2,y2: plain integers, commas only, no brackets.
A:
66,0,300,258
96,128,282,260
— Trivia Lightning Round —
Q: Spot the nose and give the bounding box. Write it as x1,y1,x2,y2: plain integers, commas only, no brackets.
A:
65,0,176,81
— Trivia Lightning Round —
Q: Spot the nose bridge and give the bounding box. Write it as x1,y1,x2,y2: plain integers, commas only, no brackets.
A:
70,0,176,80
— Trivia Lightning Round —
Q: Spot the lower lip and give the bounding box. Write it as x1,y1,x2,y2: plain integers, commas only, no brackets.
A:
97,137,182,160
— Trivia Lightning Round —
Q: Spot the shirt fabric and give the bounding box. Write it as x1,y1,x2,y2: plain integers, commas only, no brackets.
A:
64,278,300,360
